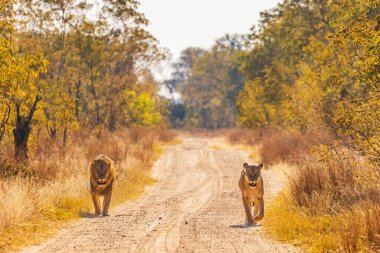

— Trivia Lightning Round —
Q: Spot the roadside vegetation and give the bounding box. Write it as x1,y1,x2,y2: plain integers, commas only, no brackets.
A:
262,133,380,252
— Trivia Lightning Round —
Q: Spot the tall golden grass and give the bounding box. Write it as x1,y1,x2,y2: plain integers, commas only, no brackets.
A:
0,128,177,252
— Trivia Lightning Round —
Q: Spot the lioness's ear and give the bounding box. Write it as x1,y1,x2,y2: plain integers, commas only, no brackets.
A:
258,163,263,169
243,163,248,169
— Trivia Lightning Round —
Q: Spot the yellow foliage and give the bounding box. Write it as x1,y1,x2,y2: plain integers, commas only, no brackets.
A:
122,92,162,127
237,79,274,127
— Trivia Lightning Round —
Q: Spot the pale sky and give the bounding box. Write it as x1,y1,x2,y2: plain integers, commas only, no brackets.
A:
139,0,281,60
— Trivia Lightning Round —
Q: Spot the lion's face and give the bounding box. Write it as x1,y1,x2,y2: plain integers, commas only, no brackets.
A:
92,158,112,186
243,163,263,187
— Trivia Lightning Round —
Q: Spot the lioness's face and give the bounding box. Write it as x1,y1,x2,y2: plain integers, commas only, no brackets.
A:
92,159,111,185
243,163,263,187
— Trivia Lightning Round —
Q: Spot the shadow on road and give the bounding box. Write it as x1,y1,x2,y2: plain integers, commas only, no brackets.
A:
79,212,100,218
229,224,261,229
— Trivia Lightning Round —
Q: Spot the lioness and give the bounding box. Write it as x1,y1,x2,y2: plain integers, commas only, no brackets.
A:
238,162,264,226
90,155,115,216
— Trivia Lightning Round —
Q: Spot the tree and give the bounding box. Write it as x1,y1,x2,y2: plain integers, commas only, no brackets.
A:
236,80,273,128
15,0,165,135
0,36,47,160
331,3,380,164
172,36,246,129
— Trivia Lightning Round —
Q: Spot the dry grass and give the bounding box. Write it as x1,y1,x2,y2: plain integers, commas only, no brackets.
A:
0,127,177,252
260,130,330,165
200,128,265,163
181,128,264,143
220,128,330,165
264,145,380,252
289,146,379,214
265,194,380,252
222,128,264,145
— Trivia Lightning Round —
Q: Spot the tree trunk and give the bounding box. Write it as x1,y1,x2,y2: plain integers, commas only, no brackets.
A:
108,101,116,132
13,123,31,161
89,75,101,125
75,79,81,121
13,95,42,161
63,127,68,147
48,126,57,140
108,112,116,132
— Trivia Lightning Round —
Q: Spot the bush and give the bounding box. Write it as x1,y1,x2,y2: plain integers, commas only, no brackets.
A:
289,145,379,214
224,128,263,145
0,159,34,179
260,130,330,165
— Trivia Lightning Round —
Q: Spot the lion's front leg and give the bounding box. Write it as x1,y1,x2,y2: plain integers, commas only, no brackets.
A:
91,191,101,215
102,190,112,216
242,195,254,225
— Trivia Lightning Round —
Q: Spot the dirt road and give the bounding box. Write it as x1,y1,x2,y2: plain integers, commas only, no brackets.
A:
22,138,300,253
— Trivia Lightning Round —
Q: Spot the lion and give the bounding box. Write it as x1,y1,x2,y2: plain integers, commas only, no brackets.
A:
90,155,115,216
238,162,264,226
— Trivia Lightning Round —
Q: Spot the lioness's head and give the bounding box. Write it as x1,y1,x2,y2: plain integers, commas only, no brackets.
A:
91,155,113,186
243,163,263,187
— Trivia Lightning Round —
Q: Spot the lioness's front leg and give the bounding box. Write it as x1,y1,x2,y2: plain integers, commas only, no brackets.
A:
91,191,101,215
255,198,264,221
253,198,258,218
242,195,254,225
102,190,112,216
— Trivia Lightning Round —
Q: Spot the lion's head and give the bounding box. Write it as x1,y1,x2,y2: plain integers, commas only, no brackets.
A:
243,163,263,187
91,155,113,187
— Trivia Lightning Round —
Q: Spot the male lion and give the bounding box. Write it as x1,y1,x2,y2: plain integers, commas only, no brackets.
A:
238,162,264,226
90,155,115,216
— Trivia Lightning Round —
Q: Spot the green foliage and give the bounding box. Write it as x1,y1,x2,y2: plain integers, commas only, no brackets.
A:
16,0,165,131
172,35,246,129
237,0,328,131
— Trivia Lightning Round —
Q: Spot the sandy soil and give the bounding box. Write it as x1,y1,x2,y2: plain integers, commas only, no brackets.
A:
21,138,300,253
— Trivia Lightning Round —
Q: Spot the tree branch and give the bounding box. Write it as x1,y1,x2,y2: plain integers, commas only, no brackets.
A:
26,95,42,125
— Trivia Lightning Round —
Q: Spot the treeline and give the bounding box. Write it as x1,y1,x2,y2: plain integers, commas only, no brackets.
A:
0,0,167,160
171,0,380,163
166,34,246,129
